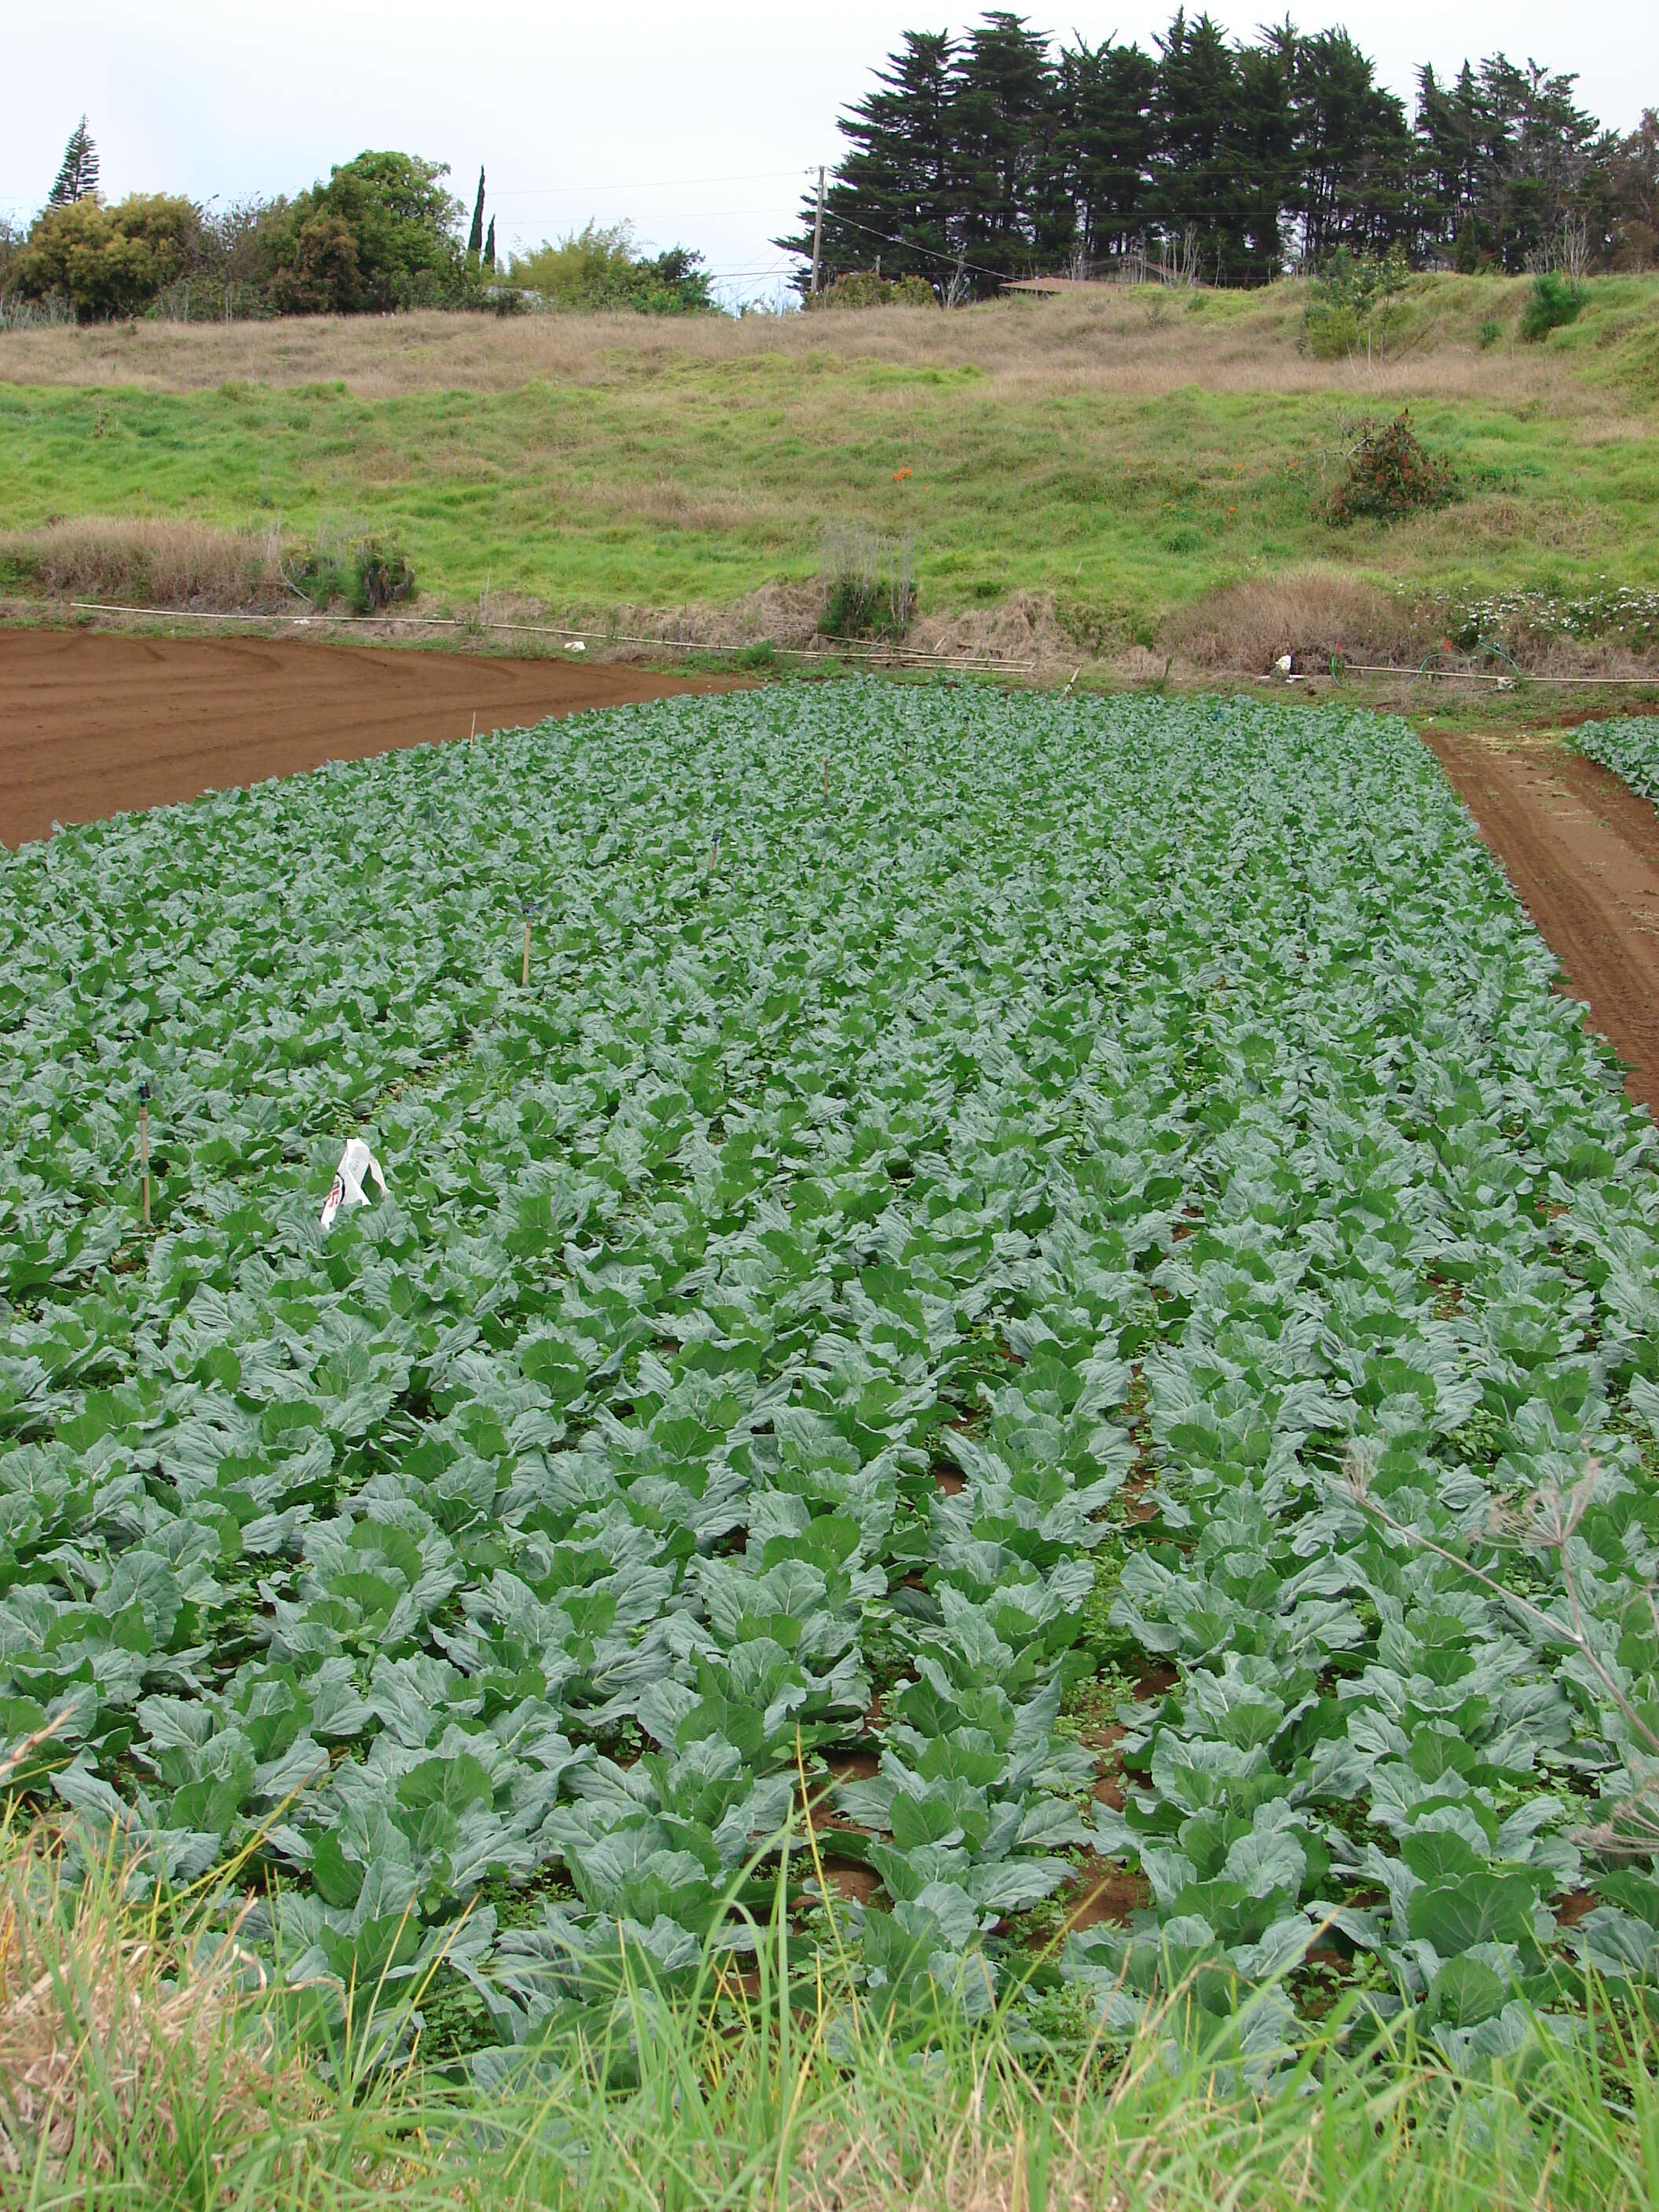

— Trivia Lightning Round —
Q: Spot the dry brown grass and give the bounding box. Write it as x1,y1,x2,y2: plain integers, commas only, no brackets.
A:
1166,570,1425,672
1166,567,1656,679
0,1816,309,2182
0,516,295,612
0,284,1635,419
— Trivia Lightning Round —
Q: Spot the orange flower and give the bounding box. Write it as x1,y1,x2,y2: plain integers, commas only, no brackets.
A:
1228,505,1236,515
893,467,912,482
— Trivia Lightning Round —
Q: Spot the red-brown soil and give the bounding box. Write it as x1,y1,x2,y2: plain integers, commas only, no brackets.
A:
0,628,742,848
1426,731,1659,1118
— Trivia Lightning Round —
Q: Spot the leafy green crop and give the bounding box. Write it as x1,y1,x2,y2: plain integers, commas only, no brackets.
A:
3,682,1657,2068
1573,716,1659,809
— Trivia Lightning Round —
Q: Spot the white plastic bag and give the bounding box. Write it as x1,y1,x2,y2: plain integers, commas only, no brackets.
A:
320,1137,388,1232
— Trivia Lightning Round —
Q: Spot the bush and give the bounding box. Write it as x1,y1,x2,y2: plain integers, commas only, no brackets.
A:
1322,410,1458,526
1520,272,1587,342
507,223,715,314
1476,317,1502,350
287,537,415,613
11,194,200,320
267,152,472,314
1298,247,1409,361
808,269,936,311
818,526,915,639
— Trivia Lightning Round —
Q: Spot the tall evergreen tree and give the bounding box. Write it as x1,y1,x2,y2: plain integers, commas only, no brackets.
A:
1152,10,1247,279
1050,38,1159,263
778,31,960,289
467,167,485,260
1290,28,1411,261
483,214,496,272
949,12,1061,278
780,13,1623,291
48,118,99,207
1413,62,1485,260
1226,31,1298,281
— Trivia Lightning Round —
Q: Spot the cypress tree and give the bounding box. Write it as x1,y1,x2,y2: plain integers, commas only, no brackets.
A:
950,11,1061,280
777,30,960,290
781,13,1623,291
1291,28,1412,262
1152,10,1243,279
1053,38,1159,266
483,214,496,272
467,167,485,260
48,117,99,207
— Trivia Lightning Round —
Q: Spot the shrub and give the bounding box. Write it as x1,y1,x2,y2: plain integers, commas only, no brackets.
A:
1476,317,1502,350
818,526,914,639
1520,272,1587,342
287,537,415,613
808,269,936,311
266,214,361,315
351,540,416,613
1298,247,1409,361
12,194,200,320
507,224,715,314
1322,410,1457,526
267,152,472,314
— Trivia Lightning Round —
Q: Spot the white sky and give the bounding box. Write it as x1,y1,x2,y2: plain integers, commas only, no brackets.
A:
2,2,1653,306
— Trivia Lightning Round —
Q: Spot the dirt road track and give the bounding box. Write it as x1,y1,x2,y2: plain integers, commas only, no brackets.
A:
0,629,741,848
1428,731,1659,1117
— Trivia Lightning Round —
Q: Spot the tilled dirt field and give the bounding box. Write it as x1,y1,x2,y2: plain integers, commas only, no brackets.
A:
1428,729,1659,1117
0,628,741,847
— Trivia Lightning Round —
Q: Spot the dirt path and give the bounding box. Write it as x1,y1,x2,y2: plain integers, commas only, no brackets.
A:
1427,730,1659,1115
0,628,742,848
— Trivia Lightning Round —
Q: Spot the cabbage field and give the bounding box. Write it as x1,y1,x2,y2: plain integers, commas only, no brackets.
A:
5,679,1659,2067
1575,716,1659,810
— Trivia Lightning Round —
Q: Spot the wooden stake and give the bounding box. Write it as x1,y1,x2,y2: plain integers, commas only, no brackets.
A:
522,912,532,987
822,760,830,797
137,1082,151,1228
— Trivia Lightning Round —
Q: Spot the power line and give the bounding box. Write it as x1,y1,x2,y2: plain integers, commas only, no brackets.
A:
781,197,1353,282
463,168,817,197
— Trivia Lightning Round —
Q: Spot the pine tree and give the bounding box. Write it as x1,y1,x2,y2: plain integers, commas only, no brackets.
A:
483,214,496,272
48,117,99,207
1414,63,1486,261
950,13,1060,280
467,167,485,260
1152,10,1243,279
1229,30,1298,281
1291,28,1411,263
777,30,960,291
1052,38,1159,266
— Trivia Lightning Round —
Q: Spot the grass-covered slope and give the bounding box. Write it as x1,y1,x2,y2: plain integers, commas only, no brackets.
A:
3,680,1659,2070
0,274,1655,659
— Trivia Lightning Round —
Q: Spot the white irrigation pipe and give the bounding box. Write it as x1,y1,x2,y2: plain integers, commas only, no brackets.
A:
42,603,1659,691
60,601,1036,675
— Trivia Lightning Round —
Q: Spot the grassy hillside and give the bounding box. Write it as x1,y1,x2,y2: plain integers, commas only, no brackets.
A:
1,273,1655,666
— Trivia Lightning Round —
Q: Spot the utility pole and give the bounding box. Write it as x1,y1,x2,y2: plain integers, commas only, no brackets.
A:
811,166,825,297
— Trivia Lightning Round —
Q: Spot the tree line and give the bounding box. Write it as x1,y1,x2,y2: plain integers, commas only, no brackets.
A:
0,126,716,322
782,10,1659,294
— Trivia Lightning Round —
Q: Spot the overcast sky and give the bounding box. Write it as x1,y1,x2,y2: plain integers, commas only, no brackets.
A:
5,2,1653,304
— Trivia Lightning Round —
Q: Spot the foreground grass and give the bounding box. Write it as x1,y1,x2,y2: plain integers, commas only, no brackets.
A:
0,274,1654,656
5,1809,1657,2212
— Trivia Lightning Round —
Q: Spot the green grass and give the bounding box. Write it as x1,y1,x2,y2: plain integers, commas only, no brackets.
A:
8,1803,1659,2212
0,273,1654,650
